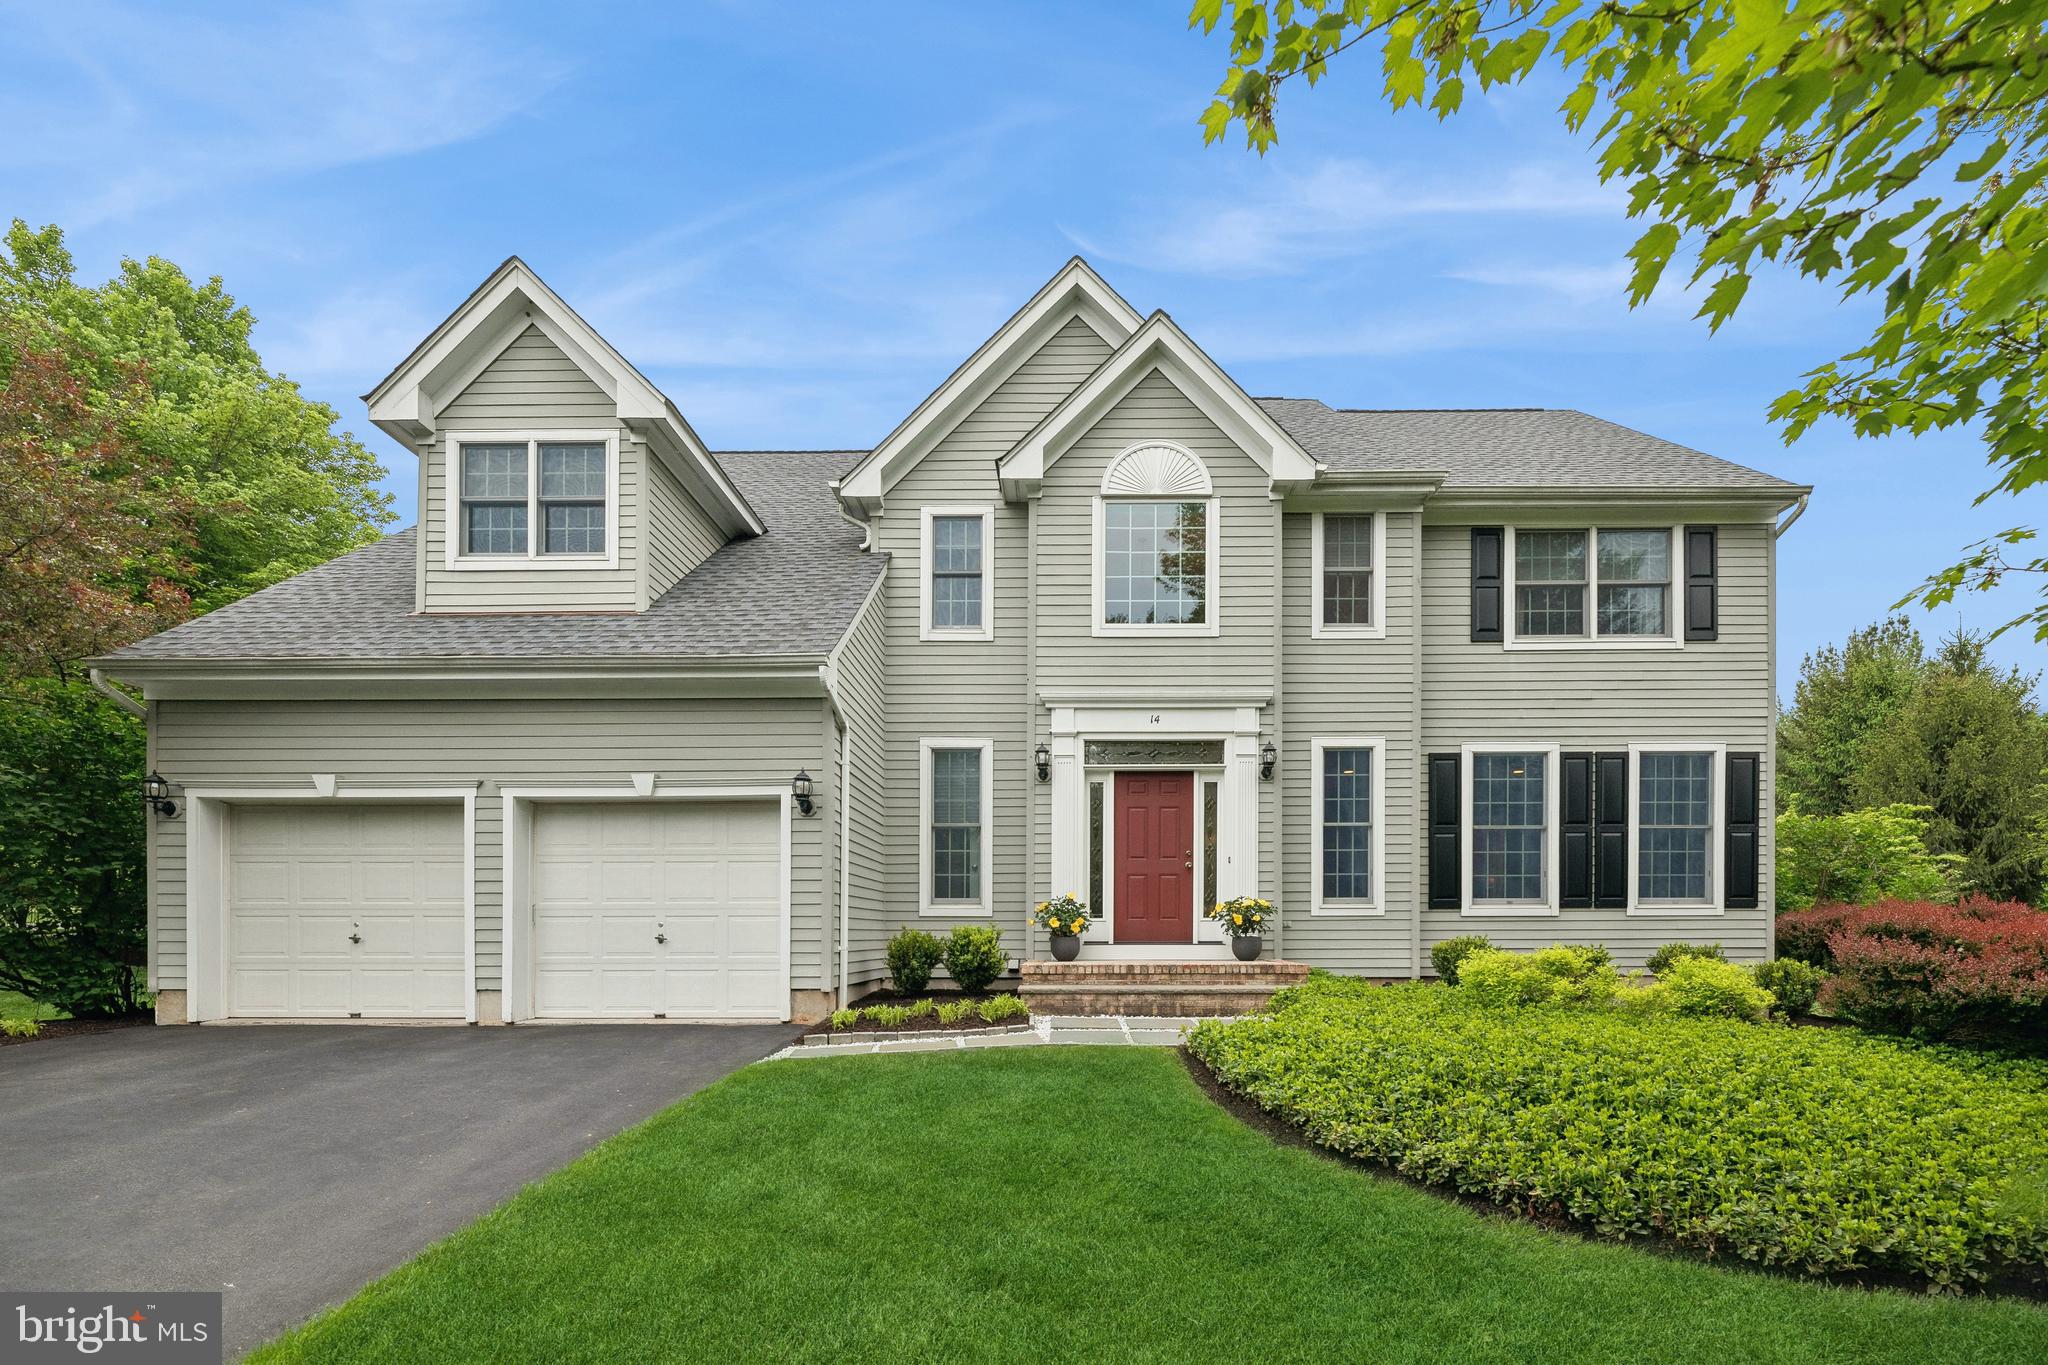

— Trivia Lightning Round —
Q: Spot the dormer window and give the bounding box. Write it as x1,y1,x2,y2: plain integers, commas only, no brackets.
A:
446,431,618,569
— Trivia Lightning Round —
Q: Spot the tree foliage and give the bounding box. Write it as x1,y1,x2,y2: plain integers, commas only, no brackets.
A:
1192,0,2048,640
1778,616,1927,814
1775,803,1961,911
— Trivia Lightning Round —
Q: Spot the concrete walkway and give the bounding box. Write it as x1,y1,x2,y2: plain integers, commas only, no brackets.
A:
770,1015,1212,1059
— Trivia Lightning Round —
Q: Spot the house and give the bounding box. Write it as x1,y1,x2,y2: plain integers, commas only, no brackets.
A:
93,258,1809,1025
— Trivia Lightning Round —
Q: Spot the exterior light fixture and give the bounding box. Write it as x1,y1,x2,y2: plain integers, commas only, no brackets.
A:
1033,743,1051,783
1259,741,1278,781
791,768,815,817
143,770,178,817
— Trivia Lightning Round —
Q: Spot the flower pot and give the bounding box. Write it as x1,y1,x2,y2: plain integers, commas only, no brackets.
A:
1232,934,1263,962
1050,933,1081,962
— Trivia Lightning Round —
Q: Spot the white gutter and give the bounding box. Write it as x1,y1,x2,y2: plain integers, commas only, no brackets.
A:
87,668,147,719
1774,492,1810,539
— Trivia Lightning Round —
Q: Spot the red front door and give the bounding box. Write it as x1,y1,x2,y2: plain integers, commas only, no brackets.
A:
1114,772,1194,944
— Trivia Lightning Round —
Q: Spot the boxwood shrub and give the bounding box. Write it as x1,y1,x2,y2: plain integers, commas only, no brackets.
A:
1188,976,2048,1288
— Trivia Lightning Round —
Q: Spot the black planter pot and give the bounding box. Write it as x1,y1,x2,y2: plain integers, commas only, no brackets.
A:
1232,934,1263,962
1051,933,1081,962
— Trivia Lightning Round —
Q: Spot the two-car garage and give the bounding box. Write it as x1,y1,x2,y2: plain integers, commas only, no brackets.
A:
205,791,791,1023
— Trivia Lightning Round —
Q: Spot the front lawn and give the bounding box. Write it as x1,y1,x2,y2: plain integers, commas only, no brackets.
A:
257,1049,2046,1363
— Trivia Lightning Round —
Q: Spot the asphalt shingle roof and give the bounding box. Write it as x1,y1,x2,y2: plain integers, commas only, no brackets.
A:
1256,399,1802,491
101,451,881,664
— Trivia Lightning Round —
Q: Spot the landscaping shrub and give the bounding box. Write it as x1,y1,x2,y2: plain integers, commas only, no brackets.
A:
885,927,945,995
1187,975,2048,1286
1781,897,2048,1042
1458,945,1619,1008
827,1008,858,1031
1751,958,1826,1017
906,997,934,1020
863,1003,913,1029
1646,941,1724,975
1428,934,1491,983
935,999,975,1026
1775,804,1960,912
942,924,1007,995
977,993,1028,1023
1,1016,41,1039
1621,956,1774,1022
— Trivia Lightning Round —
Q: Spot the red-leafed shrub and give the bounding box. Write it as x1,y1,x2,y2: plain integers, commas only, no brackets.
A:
1780,898,2048,1043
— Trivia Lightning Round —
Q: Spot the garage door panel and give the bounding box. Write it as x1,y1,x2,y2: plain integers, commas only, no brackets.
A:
532,800,784,1020
228,804,465,1019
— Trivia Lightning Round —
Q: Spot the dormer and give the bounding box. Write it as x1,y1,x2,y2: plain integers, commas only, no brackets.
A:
364,258,763,614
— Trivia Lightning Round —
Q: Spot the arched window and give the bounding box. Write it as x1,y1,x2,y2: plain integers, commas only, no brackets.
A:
1094,442,1219,636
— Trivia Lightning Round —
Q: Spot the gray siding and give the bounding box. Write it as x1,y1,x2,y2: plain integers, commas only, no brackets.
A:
421,325,641,613
1416,517,1777,966
831,576,891,989
1277,509,1421,975
149,697,831,993
644,453,726,605
873,316,1112,957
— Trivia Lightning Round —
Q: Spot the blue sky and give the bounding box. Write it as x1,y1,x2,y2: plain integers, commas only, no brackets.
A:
3,0,2038,689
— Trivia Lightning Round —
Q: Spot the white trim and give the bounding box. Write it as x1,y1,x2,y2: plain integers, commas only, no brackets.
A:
182,785,478,1024
917,505,996,642
1310,510,1388,641
1091,493,1222,638
1100,440,1214,497
1502,525,1685,650
1310,737,1386,915
918,738,995,916
1459,744,1562,916
498,783,794,1023
1626,742,1727,916
443,430,621,571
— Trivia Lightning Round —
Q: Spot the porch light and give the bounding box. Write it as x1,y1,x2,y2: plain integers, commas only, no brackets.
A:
143,770,178,818
1259,741,1277,781
1033,743,1051,783
792,769,815,817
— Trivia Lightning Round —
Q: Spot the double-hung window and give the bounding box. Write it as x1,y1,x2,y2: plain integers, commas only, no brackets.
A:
921,739,992,913
1313,511,1385,638
920,508,993,640
1464,747,1558,912
1633,747,1719,909
1510,528,1675,643
1312,738,1383,912
449,433,616,567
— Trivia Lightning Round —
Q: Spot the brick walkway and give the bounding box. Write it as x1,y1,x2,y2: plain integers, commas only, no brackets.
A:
768,1015,1212,1059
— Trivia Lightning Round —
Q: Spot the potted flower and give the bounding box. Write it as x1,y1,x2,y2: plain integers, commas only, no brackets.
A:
1032,893,1090,961
1205,896,1273,961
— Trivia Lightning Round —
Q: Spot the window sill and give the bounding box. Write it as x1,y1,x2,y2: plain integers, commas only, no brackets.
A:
1501,637,1681,651
1627,904,1726,917
917,627,996,644
1310,625,1389,642
1459,904,1560,918
918,904,993,918
1310,903,1384,917
447,554,616,572
1092,622,1220,639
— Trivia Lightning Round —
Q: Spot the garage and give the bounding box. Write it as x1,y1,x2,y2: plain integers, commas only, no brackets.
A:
226,803,467,1018
530,800,786,1019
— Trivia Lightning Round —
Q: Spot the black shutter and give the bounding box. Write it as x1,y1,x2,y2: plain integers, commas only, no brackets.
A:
1683,526,1718,641
1427,753,1462,909
1725,751,1761,908
1593,751,1630,909
1471,528,1504,642
1559,752,1593,908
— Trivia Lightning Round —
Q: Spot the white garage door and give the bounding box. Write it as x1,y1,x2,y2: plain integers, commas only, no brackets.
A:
227,804,466,1018
532,801,785,1019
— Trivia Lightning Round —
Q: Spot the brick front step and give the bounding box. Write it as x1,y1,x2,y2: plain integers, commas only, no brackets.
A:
1019,959,1309,1017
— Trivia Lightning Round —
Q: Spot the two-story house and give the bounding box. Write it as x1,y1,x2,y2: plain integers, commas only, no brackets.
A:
94,257,1809,1025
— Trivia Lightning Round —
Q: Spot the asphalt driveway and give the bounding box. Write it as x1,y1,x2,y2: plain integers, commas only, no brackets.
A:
0,1022,797,1358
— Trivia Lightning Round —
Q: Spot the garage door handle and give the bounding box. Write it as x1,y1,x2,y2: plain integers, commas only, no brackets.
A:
348,933,362,944
655,933,667,945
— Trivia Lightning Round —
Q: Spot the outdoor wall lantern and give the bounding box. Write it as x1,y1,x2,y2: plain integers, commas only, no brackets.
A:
1259,741,1278,781
143,770,179,817
1033,743,1051,783
792,768,816,817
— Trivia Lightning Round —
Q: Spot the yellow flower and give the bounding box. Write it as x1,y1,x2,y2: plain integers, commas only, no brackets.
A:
1232,913,1243,926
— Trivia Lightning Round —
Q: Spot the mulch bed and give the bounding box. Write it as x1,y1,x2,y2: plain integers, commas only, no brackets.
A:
802,989,1030,1039
0,1014,151,1047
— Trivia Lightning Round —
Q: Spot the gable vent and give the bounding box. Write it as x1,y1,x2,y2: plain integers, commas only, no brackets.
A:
1101,441,1213,497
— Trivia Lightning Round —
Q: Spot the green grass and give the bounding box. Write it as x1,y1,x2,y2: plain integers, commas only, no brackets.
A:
254,1049,2048,1364
0,988,64,1023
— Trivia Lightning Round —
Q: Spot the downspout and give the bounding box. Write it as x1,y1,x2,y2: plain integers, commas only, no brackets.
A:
1408,510,1425,979
1773,493,1809,539
89,668,147,720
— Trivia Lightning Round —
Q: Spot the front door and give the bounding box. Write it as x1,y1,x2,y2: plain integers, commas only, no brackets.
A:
1114,772,1194,944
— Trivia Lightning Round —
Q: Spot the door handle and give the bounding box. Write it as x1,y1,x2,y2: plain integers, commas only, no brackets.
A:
655,932,667,945
1183,851,1193,869
348,932,363,945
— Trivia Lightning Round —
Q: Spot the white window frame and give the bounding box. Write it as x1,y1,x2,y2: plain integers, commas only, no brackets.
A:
444,430,621,571
918,737,994,916
1460,742,1562,916
1311,511,1387,640
918,505,995,642
1502,525,1683,650
1092,496,1221,637
1310,737,1386,915
1627,742,1726,916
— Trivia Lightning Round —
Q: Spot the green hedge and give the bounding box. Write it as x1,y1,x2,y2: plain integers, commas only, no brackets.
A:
1187,976,2048,1288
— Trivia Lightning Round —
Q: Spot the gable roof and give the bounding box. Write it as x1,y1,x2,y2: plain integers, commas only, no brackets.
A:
997,311,1320,500
365,257,764,537
96,453,877,669
1258,399,1807,495
835,257,1143,510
